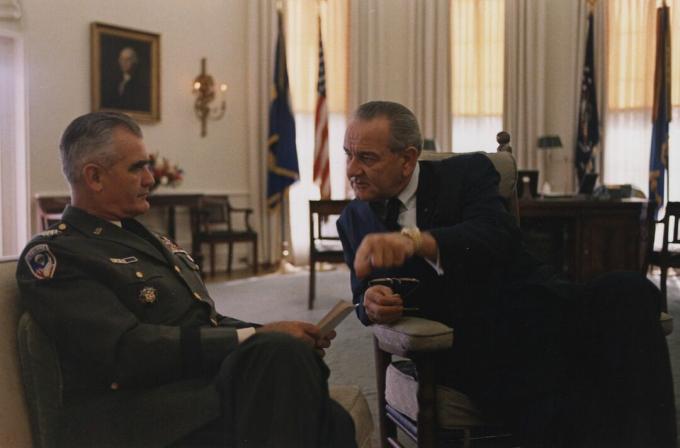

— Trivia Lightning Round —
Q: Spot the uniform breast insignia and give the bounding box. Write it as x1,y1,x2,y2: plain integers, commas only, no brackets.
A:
110,256,139,264
25,244,57,280
138,286,158,304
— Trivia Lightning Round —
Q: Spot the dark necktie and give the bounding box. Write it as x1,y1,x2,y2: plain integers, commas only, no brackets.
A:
384,197,402,231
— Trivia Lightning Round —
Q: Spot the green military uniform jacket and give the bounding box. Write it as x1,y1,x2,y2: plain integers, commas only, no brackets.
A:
17,205,255,391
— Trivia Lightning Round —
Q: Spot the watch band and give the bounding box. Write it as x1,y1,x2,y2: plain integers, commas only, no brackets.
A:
400,227,423,255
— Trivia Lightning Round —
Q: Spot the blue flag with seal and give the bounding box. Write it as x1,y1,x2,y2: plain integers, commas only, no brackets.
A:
575,12,600,184
649,3,671,217
267,9,299,208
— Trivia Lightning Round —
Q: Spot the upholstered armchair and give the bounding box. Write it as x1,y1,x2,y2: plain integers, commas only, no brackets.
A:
371,150,518,448
371,150,673,448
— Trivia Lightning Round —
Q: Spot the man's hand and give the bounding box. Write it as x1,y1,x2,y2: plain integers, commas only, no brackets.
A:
354,233,415,278
257,321,335,357
363,285,404,324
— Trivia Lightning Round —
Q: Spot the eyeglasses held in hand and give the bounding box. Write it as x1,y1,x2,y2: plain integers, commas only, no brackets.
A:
368,277,420,311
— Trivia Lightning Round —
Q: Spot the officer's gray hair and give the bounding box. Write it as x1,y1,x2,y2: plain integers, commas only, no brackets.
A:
59,111,142,184
354,101,423,154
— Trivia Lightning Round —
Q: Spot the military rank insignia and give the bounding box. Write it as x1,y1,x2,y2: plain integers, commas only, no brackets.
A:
25,244,57,280
159,235,183,253
139,286,158,304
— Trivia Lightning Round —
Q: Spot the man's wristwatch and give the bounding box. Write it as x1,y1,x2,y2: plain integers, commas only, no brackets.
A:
400,227,423,255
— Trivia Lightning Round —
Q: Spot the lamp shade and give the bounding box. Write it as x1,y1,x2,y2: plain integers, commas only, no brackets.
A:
423,139,438,151
537,135,563,150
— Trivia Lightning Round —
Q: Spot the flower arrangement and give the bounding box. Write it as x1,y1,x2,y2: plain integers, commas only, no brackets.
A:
149,153,184,190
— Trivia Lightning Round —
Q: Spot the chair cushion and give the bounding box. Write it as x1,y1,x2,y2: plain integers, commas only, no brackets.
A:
385,361,484,429
0,258,33,447
329,384,374,448
373,317,454,356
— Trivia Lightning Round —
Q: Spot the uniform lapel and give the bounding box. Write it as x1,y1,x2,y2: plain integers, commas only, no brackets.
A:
416,161,439,229
61,206,168,265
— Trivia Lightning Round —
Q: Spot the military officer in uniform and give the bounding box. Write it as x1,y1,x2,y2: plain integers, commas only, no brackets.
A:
17,111,356,447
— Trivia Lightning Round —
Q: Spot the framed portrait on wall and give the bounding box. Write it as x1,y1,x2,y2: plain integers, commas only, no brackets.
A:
91,22,160,122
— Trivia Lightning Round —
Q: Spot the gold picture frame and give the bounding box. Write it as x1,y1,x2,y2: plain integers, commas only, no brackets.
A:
91,22,160,122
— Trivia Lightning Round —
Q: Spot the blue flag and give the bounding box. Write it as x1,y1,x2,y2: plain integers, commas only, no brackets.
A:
267,10,299,208
576,12,600,183
649,4,671,217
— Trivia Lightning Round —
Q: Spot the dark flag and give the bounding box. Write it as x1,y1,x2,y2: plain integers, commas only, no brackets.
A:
267,9,299,208
576,12,600,183
649,3,671,216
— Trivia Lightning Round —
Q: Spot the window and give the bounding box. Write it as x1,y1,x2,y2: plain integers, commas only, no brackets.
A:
450,0,504,153
605,0,680,200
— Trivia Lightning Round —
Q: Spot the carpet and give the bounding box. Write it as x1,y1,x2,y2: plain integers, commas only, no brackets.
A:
207,269,680,446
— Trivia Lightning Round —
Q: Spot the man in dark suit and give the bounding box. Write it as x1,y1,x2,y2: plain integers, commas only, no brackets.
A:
17,111,355,447
337,101,676,447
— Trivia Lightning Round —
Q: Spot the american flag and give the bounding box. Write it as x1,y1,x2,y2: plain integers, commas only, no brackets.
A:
313,16,330,199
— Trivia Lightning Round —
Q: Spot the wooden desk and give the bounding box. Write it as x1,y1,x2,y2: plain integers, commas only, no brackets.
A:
519,198,649,282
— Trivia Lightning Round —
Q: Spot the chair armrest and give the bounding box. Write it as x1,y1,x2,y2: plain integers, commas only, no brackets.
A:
372,317,453,357
228,207,254,231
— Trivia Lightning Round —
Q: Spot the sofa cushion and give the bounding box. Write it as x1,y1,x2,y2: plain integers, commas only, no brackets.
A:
330,384,374,448
0,258,33,447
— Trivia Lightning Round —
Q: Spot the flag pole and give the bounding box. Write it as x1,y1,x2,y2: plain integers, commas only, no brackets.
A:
276,189,299,274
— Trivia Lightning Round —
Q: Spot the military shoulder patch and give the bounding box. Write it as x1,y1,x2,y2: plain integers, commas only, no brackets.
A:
25,244,57,280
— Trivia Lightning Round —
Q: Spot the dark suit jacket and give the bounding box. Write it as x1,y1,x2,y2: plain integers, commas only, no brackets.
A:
338,153,544,326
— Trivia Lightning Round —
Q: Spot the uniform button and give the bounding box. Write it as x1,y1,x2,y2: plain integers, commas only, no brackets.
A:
210,317,219,327
135,271,144,278
174,265,181,273
193,292,202,300
57,223,67,231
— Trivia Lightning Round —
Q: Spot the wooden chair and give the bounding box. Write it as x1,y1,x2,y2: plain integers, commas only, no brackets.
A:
373,149,518,448
647,202,680,312
308,199,351,309
195,196,258,276
36,197,70,230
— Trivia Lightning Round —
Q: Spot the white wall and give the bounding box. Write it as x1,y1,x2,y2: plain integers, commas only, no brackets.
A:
2,0,250,205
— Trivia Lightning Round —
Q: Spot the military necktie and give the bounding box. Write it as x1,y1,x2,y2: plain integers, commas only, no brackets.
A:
384,197,402,231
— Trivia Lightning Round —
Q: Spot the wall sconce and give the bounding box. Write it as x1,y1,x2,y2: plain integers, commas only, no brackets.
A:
193,57,227,137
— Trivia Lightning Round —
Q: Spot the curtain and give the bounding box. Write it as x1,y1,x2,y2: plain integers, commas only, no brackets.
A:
286,0,348,265
502,0,547,176
245,1,280,266
348,0,452,152
413,0,451,152
604,0,680,200
450,0,504,153
0,33,28,256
